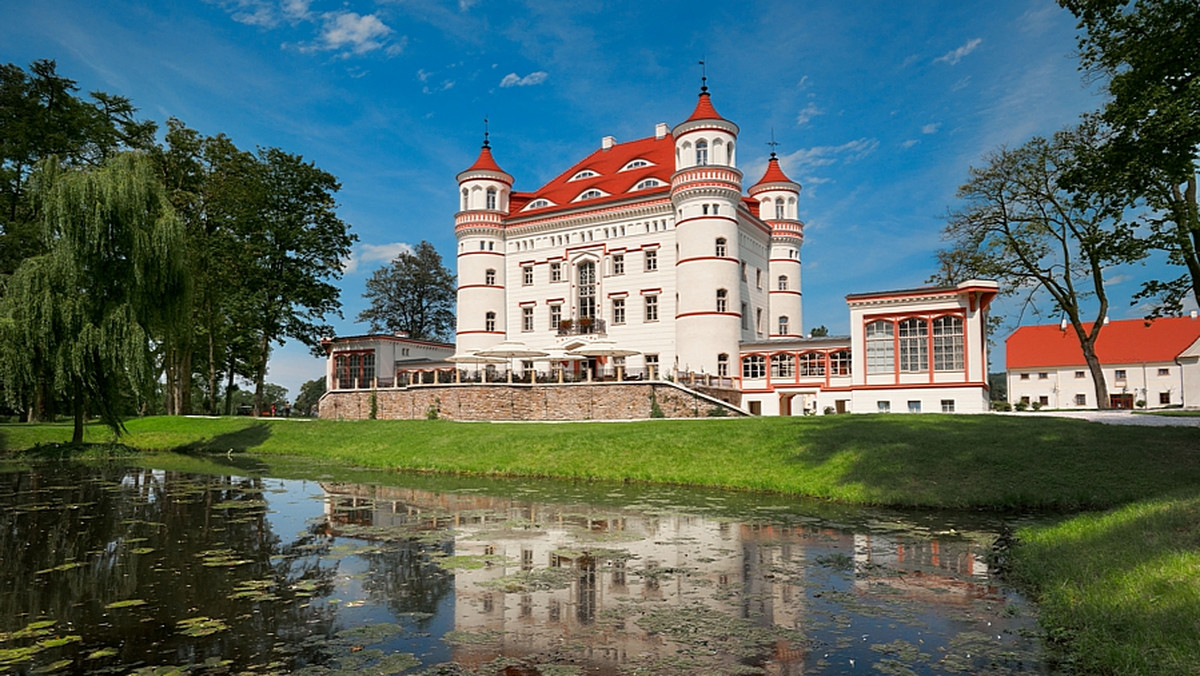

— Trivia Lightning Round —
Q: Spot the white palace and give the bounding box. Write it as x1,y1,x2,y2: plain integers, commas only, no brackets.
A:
446,84,998,415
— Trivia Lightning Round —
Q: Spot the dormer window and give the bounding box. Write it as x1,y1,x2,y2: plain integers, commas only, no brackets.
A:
633,178,664,191
569,169,599,181
523,198,554,211
620,159,652,172
575,189,606,201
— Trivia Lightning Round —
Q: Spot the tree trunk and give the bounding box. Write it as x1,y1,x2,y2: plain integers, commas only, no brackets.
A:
71,377,84,445
224,355,235,416
1083,347,1110,410
253,332,270,416
207,329,218,415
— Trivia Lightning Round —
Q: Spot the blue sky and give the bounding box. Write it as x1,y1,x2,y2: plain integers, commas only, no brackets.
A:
4,0,1173,400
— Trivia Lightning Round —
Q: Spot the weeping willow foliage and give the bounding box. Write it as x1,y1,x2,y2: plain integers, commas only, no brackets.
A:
0,152,188,438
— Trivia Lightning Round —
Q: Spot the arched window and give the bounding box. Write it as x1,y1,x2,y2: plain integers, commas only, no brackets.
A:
778,275,788,291
866,320,894,374
742,355,765,379
579,189,603,200
775,200,784,219
717,353,729,376
933,315,964,371
485,269,496,285
485,311,496,332
715,237,727,257
486,187,497,210
461,188,468,211
696,139,708,166
899,318,929,373
716,288,728,313
778,315,789,335
634,179,662,190
727,141,734,165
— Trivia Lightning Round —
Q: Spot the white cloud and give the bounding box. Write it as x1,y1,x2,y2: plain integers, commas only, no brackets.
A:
782,138,880,169
316,11,393,55
499,71,548,87
417,68,432,82
922,122,941,135
901,139,920,149
459,0,480,10
795,102,822,127
796,75,810,89
343,241,413,274
934,38,982,65
281,0,310,21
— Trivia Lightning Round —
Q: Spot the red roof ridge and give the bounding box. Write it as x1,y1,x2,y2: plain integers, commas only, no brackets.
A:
1006,316,1200,369
464,144,505,174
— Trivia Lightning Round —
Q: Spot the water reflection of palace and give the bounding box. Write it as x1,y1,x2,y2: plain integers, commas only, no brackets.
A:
319,483,1001,674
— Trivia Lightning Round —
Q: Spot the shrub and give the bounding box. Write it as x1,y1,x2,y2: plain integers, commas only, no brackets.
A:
425,398,440,420
706,406,728,417
1032,401,1043,411
649,391,665,418
1014,401,1028,412
368,391,378,420
823,406,836,415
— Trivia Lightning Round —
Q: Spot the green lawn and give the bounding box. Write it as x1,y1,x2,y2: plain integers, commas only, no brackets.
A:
3,413,1199,675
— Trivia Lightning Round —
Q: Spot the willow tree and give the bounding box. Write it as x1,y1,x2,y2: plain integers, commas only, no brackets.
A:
937,122,1145,409
0,152,187,441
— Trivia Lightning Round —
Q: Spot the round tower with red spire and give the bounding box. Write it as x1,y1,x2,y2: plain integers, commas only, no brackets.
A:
455,131,513,355
670,79,745,375
749,150,804,338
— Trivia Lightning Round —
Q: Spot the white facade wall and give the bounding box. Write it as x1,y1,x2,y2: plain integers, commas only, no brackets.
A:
1008,362,1190,409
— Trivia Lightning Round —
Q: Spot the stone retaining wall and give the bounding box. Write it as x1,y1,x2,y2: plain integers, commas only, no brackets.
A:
317,381,745,421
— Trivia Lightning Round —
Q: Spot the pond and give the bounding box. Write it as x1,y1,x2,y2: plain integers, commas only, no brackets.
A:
0,455,1047,675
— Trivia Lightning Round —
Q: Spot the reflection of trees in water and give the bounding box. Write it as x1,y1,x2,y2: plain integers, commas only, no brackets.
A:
0,464,339,672
359,537,454,627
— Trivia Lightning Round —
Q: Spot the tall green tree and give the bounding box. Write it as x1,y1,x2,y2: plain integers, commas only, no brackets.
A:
936,123,1145,409
0,153,188,441
1059,0,1200,313
293,377,326,417
1,59,155,290
358,241,456,342
239,148,355,416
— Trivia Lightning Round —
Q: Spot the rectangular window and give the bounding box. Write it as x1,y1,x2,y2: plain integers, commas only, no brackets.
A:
1039,395,1049,406
1075,393,1087,406
941,399,955,413
741,303,748,330
756,308,763,334
522,306,534,332
550,262,562,282
799,353,825,377
522,265,533,285
644,354,659,379
1115,369,1127,380
1075,370,1085,378
644,249,658,271
1038,372,1049,380
742,356,765,379
1158,368,1170,377
1160,391,1171,404
613,254,625,276
741,262,747,281
1020,373,1030,380
877,401,891,413
908,400,922,413
612,297,626,325
644,295,658,322
771,354,795,378
755,268,762,289
932,316,963,371
549,304,562,330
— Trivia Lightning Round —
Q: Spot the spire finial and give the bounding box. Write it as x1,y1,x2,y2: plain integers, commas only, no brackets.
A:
767,128,779,159
698,58,707,93
482,116,490,148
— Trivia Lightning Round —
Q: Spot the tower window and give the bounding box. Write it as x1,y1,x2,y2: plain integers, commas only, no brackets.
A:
486,187,497,210
716,288,728,313
775,201,784,219
485,268,496,285
717,353,729,376
779,316,789,335
778,275,788,290
485,311,496,332
715,238,727,257
461,188,468,211
696,140,708,166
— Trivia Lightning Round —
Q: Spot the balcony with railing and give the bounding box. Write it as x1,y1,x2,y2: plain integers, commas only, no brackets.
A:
557,318,606,336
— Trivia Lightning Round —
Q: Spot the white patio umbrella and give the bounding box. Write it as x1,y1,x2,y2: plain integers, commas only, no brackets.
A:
446,351,506,383
540,348,588,383
477,341,549,382
569,339,641,381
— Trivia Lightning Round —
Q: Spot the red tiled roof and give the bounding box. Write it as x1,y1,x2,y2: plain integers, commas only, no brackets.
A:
510,135,675,215
1006,317,1200,368
751,156,795,190
686,91,725,122
464,144,506,174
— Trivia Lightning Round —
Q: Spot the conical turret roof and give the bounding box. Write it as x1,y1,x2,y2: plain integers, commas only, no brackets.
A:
685,89,726,122
750,154,797,191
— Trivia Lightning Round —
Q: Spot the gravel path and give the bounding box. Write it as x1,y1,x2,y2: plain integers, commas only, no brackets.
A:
999,410,1200,427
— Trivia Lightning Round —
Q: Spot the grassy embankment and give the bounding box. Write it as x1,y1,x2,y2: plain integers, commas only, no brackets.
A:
2,413,1199,674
